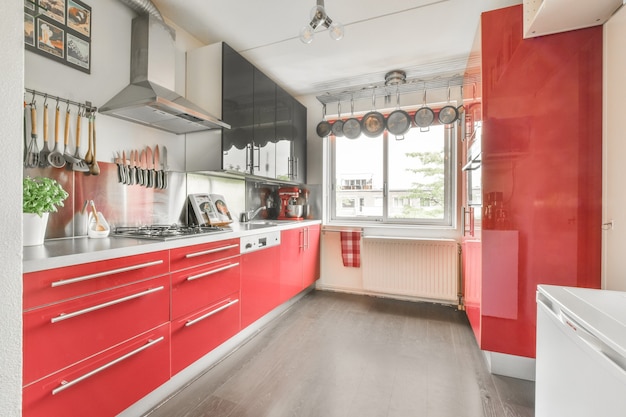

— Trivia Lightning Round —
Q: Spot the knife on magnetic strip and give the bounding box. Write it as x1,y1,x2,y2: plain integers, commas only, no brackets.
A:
146,146,153,188
138,149,146,186
154,145,161,189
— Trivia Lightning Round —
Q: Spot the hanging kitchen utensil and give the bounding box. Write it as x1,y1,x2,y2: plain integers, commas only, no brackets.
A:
316,104,331,138
438,85,459,125
63,104,80,164
361,88,385,138
146,145,153,188
47,103,66,168
25,101,40,168
138,149,146,186
331,101,344,137
154,145,161,189
386,88,412,139
342,96,361,139
161,146,168,189
89,115,100,175
83,113,93,167
414,87,435,131
38,99,51,167
71,106,89,172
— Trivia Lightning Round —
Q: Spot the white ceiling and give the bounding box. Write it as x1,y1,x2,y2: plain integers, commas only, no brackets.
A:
153,0,521,97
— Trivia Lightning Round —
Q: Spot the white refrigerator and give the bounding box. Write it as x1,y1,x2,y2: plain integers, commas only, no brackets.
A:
536,285,626,417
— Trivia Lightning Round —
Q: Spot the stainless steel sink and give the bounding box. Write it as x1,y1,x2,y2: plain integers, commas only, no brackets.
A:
239,221,278,230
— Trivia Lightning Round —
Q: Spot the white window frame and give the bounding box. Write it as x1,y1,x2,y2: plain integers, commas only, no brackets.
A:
326,123,457,228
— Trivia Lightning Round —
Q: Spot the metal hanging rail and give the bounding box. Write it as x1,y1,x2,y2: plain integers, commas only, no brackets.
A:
24,88,97,115
315,72,481,106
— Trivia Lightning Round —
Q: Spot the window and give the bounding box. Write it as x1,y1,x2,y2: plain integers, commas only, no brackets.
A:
330,122,456,226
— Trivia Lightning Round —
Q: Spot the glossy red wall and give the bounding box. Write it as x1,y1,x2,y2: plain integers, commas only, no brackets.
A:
478,5,602,358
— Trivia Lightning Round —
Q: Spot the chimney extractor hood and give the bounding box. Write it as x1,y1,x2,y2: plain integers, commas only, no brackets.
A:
99,14,230,134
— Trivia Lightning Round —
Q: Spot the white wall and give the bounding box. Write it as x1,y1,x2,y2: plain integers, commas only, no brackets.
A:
602,5,626,290
2,1,25,414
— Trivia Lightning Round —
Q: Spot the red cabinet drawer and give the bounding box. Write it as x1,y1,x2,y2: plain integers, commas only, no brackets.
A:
170,238,240,272
171,294,240,375
24,250,169,310
172,255,240,319
23,274,169,385
23,324,170,417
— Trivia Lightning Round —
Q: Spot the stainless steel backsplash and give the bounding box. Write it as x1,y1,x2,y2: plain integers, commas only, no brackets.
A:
24,163,319,240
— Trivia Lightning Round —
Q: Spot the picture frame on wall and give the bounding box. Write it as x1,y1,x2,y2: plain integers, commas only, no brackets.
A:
24,0,91,74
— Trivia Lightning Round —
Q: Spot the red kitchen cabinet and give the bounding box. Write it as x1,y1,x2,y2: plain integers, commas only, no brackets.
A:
279,225,320,303
23,250,169,310
23,274,169,385
241,245,281,328
171,255,241,319
23,324,170,417
463,5,602,358
301,225,320,288
171,294,240,374
170,239,241,375
170,238,240,271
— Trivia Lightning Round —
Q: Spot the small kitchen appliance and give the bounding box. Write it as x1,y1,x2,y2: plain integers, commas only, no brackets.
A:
278,187,303,220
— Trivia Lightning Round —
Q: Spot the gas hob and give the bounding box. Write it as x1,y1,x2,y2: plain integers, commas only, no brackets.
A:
112,224,229,241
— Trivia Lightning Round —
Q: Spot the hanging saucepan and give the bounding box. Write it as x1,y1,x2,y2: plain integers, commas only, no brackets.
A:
414,88,435,131
342,96,361,139
331,101,344,137
361,88,385,138
316,104,332,138
386,89,412,139
438,85,459,125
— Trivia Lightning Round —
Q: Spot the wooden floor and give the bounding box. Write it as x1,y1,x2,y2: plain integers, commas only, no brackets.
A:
146,291,534,417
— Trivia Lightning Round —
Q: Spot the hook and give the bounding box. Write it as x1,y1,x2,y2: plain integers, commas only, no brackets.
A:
30,91,36,108
66,98,71,113
56,97,60,110
43,93,48,107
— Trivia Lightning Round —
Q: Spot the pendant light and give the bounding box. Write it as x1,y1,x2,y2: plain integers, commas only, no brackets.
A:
300,0,344,44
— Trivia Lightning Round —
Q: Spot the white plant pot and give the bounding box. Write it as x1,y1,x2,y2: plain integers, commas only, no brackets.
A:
23,212,49,246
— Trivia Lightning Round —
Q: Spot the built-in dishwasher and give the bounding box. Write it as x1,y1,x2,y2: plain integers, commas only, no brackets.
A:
240,231,281,328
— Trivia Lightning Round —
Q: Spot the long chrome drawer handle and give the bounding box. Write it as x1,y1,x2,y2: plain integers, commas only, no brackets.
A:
52,336,164,395
187,262,240,281
51,286,164,324
51,260,164,288
185,244,239,258
185,299,239,327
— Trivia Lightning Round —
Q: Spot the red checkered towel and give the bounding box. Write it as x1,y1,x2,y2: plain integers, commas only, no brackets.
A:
340,231,361,268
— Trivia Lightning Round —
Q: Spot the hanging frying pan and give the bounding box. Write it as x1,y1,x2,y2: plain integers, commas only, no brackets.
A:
342,97,361,139
438,85,459,125
414,88,434,130
361,88,385,138
386,89,411,139
331,101,344,137
316,104,331,137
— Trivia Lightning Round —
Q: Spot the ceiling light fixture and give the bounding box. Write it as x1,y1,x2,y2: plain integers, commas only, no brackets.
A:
299,0,344,44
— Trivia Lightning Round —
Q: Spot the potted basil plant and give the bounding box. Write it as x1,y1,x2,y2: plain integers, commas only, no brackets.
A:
23,176,69,246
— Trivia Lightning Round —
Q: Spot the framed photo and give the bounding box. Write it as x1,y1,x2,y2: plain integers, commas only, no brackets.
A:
39,0,65,25
24,0,91,74
24,13,35,47
37,18,64,59
67,0,91,38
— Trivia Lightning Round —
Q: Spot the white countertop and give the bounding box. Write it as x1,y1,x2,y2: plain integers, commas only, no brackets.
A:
23,220,321,273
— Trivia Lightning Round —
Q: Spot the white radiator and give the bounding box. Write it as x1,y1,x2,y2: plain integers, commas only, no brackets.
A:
362,237,460,304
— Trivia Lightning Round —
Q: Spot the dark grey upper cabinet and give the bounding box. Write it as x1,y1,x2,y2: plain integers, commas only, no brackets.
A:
292,99,307,183
190,42,307,181
222,43,254,174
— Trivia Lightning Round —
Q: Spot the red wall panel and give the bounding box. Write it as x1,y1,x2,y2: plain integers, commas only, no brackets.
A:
478,5,602,357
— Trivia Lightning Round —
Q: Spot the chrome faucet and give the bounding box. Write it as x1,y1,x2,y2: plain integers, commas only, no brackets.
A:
240,206,266,223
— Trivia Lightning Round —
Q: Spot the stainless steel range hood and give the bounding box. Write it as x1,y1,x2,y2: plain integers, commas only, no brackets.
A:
99,14,229,134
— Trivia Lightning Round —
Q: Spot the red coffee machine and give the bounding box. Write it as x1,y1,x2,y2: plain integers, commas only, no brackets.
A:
278,187,303,220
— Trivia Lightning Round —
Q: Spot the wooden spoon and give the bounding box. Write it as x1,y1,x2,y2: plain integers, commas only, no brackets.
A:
84,115,93,165
89,116,100,175
90,200,106,231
